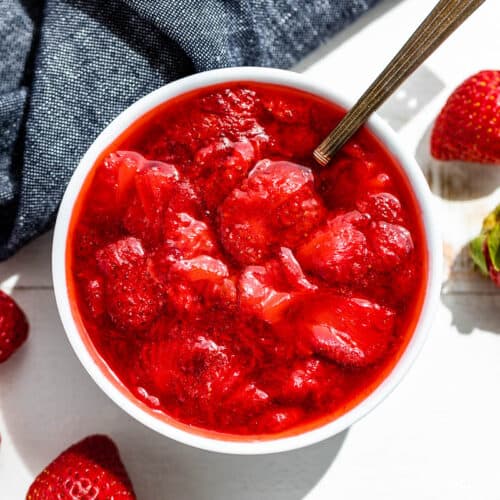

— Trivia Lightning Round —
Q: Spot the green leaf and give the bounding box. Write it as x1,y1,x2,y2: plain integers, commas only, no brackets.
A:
470,235,488,275
487,223,500,271
482,204,500,234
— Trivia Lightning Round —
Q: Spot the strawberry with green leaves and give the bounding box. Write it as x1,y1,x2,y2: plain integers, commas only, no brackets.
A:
470,204,500,286
431,70,500,164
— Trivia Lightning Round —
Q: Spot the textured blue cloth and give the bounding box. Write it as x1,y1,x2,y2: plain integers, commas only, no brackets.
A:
0,0,379,260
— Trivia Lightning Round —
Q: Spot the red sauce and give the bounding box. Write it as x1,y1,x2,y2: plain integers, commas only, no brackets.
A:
68,83,427,437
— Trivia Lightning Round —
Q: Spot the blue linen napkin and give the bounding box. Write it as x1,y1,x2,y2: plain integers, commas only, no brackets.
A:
0,0,379,260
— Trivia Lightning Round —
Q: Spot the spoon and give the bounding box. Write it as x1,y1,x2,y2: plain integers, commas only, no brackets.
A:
313,0,486,167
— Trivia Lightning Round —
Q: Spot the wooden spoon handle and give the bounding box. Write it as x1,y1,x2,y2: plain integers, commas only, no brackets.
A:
313,0,486,166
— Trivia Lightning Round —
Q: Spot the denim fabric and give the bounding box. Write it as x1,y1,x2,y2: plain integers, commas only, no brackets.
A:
0,0,379,259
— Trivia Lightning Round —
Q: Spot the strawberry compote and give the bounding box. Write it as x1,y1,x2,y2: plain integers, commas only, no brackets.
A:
68,83,427,437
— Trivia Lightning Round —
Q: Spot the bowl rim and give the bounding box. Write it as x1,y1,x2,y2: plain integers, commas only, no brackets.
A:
52,66,442,455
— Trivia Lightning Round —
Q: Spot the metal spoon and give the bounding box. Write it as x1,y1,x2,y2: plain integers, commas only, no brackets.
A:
313,0,486,167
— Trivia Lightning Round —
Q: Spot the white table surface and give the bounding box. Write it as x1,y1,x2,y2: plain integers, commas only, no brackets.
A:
2,0,500,498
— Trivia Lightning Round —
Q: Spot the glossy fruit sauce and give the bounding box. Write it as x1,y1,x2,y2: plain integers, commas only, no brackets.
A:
68,82,427,437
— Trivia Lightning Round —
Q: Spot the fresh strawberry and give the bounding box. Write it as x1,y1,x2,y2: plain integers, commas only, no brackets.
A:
431,70,500,164
0,291,29,363
470,204,500,285
295,293,396,368
26,435,136,499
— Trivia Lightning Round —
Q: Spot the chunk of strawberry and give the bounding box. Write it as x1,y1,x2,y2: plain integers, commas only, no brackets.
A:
278,247,317,292
0,291,29,363
158,255,235,314
122,160,199,246
276,358,328,404
261,94,310,124
170,255,229,282
195,88,266,146
112,151,147,208
295,294,396,367
223,382,270,419
194,138,256,210
200,87,258,116
138,334,242,411
265,123,320,160
255,407,305,434
87,152,145,217
356,192,402,223
82,276,105,319
96,237,145,276
297,212,370,284
218,160,325,265
104,264,165,332
366,172,394,192
219,214,272,265
84,151,145,222
319,153,392,210
319,157,372,209
184,336,242,401
134,161,179,226
164,212,217,258
169,179,201,215
131,162,198,246
259,357,336,406
390,260,419,303
367,221,414,272
239,266,294,324
73,222,119,261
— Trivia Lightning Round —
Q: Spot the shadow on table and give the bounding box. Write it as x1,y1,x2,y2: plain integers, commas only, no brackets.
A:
0,289,347,499
442,288,500,335
378,65,445,131
416,123,500,201
140,430,348,500
441,244,500,335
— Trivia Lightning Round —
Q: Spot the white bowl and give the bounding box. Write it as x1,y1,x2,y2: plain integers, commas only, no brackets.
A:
52,67,441,455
